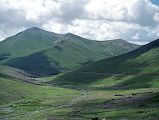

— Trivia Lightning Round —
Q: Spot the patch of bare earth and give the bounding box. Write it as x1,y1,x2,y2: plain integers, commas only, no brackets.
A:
103,92,154,109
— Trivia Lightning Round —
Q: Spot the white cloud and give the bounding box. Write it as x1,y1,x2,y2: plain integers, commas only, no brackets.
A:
154,13,159,22
0,0,159,44
132,33,140,40
85,0,134,21
43,20,68,33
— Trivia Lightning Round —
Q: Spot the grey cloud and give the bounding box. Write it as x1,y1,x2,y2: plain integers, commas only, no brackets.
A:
130,0,159,27
56,0,89,24
0,4,43,40
0,0,159,44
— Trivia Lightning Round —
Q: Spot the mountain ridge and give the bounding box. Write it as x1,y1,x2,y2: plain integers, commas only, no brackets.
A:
0,27,61,58
0,27,140,76
51,38,159,87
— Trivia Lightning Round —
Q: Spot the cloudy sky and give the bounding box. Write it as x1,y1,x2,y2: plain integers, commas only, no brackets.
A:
0,0,159,44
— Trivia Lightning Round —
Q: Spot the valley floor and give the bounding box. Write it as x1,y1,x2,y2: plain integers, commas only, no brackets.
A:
0,68,159,120
0,77,159,120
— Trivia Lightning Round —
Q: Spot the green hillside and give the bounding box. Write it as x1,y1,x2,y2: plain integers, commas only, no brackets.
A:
0,65,30,80
0,65,159,120
36,39,159,120
4,32,139,76
0,27,60,58
51,39,159,89
0,37,159,119
0,65,82,120
0,68,79,104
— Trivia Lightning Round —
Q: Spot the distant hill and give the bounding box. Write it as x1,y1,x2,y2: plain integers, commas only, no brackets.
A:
0,27,139,76
51,39,159,89
0,28,139,75
73,38,159,74
0,27,61,58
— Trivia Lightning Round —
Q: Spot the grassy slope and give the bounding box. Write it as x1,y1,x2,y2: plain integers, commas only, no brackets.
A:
0,66,80,103
0,66,30,80
4,34,139,76
40,39,159,120
0,27,60,58
51,39,159,88
2,28,159,119
1,68,159,120
1,38,159,120
44,36,139,70
0,66,81,120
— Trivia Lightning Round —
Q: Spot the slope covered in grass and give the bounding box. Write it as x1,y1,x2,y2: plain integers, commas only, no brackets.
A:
0,65,81,120
51,39,159,89
1,60,159,119
4,33,139,76
1,66,158,120
0,27,60,59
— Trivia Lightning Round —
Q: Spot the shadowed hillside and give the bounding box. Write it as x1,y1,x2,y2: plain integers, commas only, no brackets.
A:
1,28,139,76
51,39,159,89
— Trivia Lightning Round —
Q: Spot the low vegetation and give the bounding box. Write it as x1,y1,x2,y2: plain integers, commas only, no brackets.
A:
0,27,139,76
0,30,158,119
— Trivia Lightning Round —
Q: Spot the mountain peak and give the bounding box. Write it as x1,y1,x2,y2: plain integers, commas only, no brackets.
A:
26,27,44,32
24,27,61,37
60,33,82,41
65,33,78,38
112,39,128,43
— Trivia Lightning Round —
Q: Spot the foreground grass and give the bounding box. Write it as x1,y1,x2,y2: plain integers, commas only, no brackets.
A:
0,73,82,120
2,87,159,120
1,70,159,120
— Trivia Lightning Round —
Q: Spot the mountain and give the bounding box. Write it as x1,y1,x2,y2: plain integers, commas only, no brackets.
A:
0,43,159,120
73,38,159,74
0,27,61,59
51,39,159,89
0,36,158,120
2,30,139,76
